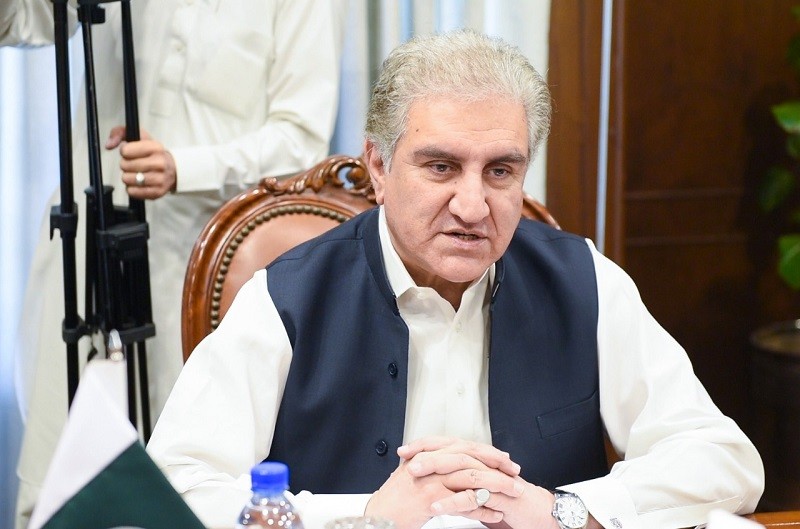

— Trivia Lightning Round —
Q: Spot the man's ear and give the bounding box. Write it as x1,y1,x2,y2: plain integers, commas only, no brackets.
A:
364,139,386,205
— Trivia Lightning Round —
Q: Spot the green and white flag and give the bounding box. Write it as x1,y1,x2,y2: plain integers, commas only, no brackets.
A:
28,359,205,529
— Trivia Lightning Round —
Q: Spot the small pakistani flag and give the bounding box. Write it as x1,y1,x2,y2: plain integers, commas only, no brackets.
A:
28,359,206,529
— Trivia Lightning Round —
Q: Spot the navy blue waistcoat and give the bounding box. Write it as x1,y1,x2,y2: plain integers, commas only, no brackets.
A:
266,208,608,493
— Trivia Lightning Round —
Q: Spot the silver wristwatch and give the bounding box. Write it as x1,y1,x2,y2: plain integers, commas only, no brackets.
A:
552,490,589,529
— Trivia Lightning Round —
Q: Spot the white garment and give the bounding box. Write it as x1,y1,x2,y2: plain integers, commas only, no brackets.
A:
147,209,764,529
2,1,341,527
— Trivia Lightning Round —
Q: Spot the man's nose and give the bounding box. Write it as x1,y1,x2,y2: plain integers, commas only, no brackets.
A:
449,173,490,223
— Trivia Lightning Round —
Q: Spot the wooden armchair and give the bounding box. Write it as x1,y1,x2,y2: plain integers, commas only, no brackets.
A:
180,154,559,361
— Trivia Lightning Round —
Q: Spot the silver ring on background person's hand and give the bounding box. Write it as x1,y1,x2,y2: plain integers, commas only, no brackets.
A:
135,171,145,187
475,488,490,508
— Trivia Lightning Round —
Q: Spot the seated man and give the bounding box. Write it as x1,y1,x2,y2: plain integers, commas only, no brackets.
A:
147,29,764,529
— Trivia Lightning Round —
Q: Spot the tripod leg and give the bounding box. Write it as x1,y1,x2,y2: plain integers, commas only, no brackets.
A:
51,0,84,407
121,0,156,440
126,346,137,429
136,341,152,441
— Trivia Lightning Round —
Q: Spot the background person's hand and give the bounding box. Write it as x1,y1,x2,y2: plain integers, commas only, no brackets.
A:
107,126,177,199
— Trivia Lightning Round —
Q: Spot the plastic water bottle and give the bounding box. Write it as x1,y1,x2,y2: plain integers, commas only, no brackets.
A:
235,461,304,529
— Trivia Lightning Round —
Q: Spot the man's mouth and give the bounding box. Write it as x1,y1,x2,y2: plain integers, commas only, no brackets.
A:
447,231,482,241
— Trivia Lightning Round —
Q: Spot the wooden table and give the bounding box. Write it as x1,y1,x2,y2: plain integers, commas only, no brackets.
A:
747,511,800,527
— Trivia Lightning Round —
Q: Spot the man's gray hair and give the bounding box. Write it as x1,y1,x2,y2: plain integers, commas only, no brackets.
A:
365,29,552,169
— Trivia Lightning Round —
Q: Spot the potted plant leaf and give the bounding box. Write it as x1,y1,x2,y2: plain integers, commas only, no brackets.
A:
760,6,800,288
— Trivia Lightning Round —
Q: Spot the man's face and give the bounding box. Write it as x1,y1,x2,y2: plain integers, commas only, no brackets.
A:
366,95,529,301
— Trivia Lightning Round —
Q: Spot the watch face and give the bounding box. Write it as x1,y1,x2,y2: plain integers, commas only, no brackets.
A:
554,493,589,529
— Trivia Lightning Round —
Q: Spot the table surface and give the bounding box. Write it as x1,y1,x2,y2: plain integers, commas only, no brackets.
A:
746,510,800,527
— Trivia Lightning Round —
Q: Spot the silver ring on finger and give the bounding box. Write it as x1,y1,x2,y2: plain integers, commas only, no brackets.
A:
475,488,491,508
135,171,145,187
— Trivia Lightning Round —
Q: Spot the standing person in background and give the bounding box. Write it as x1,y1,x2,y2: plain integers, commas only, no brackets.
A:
0,1,342,527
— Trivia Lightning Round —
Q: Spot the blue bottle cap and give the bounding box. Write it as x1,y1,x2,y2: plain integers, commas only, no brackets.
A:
251,461,289,493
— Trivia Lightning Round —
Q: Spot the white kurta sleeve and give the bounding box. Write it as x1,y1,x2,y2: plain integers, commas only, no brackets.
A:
146,269,370,529
0,0,78,46
560,241,764,529
169,0,341,193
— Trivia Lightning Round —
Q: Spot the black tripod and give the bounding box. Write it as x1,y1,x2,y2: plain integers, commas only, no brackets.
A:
49,0,155,440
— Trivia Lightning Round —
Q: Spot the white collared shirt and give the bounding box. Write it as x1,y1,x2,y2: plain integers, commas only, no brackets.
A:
379,208,493,447
147,207,763,529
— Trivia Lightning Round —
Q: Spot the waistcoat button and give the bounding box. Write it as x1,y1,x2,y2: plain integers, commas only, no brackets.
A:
388,362,398,378
375,439,389,456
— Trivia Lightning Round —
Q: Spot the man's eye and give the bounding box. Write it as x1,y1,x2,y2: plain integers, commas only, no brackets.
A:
490,167,510,178
430,164,450,173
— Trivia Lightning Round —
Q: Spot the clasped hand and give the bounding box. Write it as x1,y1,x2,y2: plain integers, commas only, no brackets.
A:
107,126,177,199
365,436,559,529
